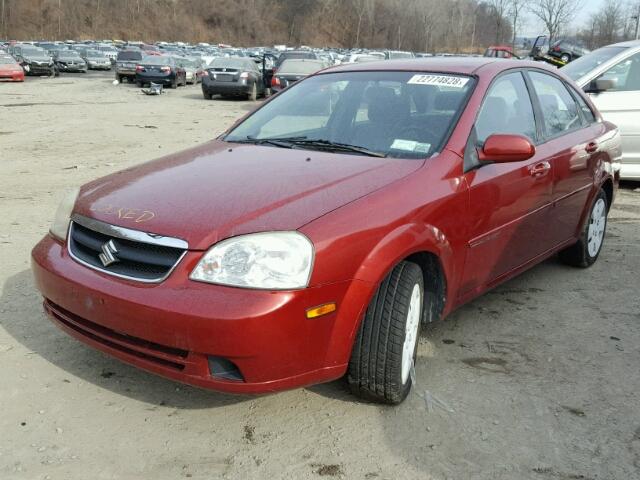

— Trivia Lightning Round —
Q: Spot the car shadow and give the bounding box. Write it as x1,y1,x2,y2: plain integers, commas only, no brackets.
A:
1,269,251,409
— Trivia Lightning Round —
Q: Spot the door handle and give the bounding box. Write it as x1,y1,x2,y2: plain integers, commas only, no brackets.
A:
529,161,551,177
585,142,598,154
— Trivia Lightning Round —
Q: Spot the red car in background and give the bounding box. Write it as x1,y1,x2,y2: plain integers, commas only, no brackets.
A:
32,58,620,404
484,45,518,59
0,55,25,81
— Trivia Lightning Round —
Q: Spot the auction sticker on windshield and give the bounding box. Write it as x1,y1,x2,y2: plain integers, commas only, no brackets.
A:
407,74,469,88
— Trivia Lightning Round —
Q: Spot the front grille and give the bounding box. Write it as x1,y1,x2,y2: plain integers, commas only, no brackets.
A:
45,299,188,371
68,215,187,283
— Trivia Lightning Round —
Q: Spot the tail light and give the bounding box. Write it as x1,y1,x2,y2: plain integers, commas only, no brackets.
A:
239,72,249,79
160,66,171,73
271,76,280,87
135,65,144,72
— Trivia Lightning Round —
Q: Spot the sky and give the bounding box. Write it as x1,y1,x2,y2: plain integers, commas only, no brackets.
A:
521,0,608,36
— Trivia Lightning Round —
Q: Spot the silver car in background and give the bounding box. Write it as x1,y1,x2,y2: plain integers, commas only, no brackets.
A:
563,40,640,180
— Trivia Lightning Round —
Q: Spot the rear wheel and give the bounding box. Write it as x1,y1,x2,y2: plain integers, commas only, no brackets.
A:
136,81,142,88
347,261,424,404
559,189,608,267
560,53,571,63
170,78,177,89
203,92,212,100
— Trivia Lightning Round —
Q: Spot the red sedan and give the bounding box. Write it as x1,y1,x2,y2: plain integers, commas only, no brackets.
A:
0,55,25,81
32,58,620,404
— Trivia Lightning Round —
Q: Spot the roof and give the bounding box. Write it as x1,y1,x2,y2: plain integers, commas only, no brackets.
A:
608,40,640,48
325,57,554,76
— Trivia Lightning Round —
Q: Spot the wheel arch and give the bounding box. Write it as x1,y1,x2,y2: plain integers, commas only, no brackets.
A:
349,222,452,333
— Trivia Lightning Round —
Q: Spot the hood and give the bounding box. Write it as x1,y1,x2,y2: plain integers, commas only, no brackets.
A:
75,140,423,250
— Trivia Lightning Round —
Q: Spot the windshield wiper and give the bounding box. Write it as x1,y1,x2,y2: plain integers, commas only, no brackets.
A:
229,136,308,149
286,139,387,158
229,137,386,158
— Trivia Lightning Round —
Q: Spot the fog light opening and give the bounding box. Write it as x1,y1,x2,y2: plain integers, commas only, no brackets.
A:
208,356,244,382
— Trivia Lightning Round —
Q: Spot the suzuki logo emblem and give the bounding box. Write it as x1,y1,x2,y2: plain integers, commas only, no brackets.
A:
98,240,120,267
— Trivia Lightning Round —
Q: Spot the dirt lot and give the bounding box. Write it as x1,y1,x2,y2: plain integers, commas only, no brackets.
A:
1,73,639,480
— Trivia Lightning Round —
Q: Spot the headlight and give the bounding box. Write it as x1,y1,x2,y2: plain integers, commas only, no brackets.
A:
190,232,314,290
49,187,80,241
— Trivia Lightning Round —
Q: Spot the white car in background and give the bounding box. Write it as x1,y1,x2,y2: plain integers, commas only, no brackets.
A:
563,40,640,180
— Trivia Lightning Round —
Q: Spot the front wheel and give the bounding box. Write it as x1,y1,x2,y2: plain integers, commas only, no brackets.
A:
348,261,424,404
559,189,608,267
560,53,571,63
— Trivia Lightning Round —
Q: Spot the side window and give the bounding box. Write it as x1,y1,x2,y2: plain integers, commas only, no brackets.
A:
529,71,581,138
598,52,640,92
475,72,537,144
572,89,596,124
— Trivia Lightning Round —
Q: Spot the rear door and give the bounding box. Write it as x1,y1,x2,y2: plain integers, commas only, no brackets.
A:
461,71,554,294
526,70,600,245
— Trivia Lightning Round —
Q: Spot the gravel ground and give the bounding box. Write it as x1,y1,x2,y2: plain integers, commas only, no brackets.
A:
1,73,639,480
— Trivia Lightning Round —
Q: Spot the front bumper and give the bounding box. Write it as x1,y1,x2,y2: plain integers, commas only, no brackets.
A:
32,235,370,394
57,63,86,72
23,63,54,75
0,71,25,81
87,62,111,70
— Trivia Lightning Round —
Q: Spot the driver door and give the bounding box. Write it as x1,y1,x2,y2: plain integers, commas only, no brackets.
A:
460,71,554,295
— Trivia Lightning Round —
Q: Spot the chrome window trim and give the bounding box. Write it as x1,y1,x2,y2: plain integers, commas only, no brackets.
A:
67,214,188,284
71,213,188,249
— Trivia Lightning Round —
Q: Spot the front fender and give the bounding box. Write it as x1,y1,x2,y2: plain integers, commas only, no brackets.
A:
353,222,453,286
321,222,454,369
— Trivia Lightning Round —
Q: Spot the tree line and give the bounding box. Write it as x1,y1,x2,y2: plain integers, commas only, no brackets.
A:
0,0,512,52
0,0,638,51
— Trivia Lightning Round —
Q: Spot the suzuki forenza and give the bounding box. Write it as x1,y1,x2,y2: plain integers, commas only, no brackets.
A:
32,58,620,404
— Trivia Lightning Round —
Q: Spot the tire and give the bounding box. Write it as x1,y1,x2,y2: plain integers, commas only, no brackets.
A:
559,189,608,268
249,82,258,101
203,92,212,100
264,87,272,98
136,81,142,88
170,78,177,89
560,53,571,63
347,261,424,404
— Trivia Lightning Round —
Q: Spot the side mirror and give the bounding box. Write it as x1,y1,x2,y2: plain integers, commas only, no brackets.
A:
478,134,535,163
586,78,616,93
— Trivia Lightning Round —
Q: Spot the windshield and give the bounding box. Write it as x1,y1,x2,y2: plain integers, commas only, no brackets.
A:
85,50,103,57
59,51,80,58
225,71,474,159
22,47,47,56
562,46,628,80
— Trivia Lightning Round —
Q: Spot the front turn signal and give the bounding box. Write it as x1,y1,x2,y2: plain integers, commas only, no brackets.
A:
306,303,337,319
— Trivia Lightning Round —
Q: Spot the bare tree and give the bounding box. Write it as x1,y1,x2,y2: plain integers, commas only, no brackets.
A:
529,0,582,43
487,0,510,43
509,0,527,50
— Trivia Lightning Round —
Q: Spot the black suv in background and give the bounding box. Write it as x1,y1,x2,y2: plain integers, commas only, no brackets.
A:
115,49,143,83
548,40,590,63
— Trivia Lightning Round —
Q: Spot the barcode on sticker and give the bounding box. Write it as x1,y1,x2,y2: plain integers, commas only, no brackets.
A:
408,74,469,88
